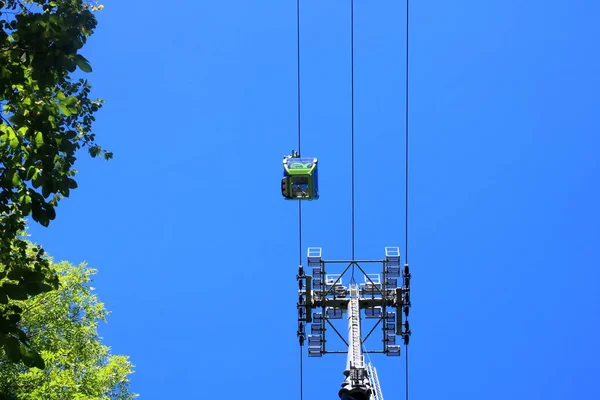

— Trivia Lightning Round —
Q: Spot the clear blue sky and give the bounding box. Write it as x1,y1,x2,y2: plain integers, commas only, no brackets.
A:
29,0,600,399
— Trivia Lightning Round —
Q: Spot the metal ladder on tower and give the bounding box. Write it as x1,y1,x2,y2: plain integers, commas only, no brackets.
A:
366,363,384,400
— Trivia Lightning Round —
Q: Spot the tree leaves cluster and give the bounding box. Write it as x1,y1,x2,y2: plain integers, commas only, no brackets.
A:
0,0,110,366
0,253,137,399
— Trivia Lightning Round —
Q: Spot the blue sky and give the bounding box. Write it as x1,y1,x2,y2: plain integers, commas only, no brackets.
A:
28,0,600,399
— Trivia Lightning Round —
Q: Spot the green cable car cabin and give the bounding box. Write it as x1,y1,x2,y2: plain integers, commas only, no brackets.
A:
282,151,319,200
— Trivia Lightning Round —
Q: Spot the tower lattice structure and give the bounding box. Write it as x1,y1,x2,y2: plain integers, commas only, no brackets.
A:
296,247,412,399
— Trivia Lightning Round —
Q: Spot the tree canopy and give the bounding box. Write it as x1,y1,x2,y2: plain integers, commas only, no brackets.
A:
0,254,137,399
0,0,110,364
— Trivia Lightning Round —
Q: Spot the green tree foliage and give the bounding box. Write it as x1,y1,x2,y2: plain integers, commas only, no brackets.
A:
0,0,110,364
0,255,137,399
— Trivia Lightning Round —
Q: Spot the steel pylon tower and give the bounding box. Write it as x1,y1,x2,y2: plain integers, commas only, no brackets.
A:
296,247,412,399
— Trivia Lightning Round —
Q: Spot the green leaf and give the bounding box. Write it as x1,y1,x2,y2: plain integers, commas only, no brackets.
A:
4,336,21,363
89,146,101,158
74,54,92,73
32,198,42,222
20,343,37,368
9,130,18,148
35,131,44,147
0,319,10,334
7,268,22,280
32,349,45,369
59,185,70,197
64,96,77,106
12,172,22,186
19,343,46,369
17,330,28,345
22,201,32,215
65,130,77,139
42,182,52,198
9,114,25,126
33,208,49,227
46,204,56,221
65,57,77,72
17,335,43,370
25,281,46,296
65,178,77,189
58,102,72,116
59,138,76,153
40,214,50,227
32,172,44,188
0,292,8,305
37,283,54,293
8,313,20,324
3,282,28,300
25,166,36,180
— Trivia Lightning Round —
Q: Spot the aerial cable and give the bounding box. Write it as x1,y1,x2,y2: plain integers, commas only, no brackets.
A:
296,0,303,272
299,344,304,400
296,0,304,400
296,0,303,269
405,344,409,400
403,0,410,400
297,202,303,400
350,0,356,280
297,0,302,155
404,0,409,264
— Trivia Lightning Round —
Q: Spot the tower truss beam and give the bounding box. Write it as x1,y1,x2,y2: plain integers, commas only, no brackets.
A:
339,285,372,400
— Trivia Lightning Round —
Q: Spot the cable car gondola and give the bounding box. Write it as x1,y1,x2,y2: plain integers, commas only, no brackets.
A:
281,150,319,200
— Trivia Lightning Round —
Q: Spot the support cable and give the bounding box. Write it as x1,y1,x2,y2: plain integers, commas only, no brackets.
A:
405,344,409,400
300,345,304,400
350,0,356,280
404,0,409,265
297,0,302,156
297,0,303,270
298,206,302,267
296,1,304,400
403,1,410,400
